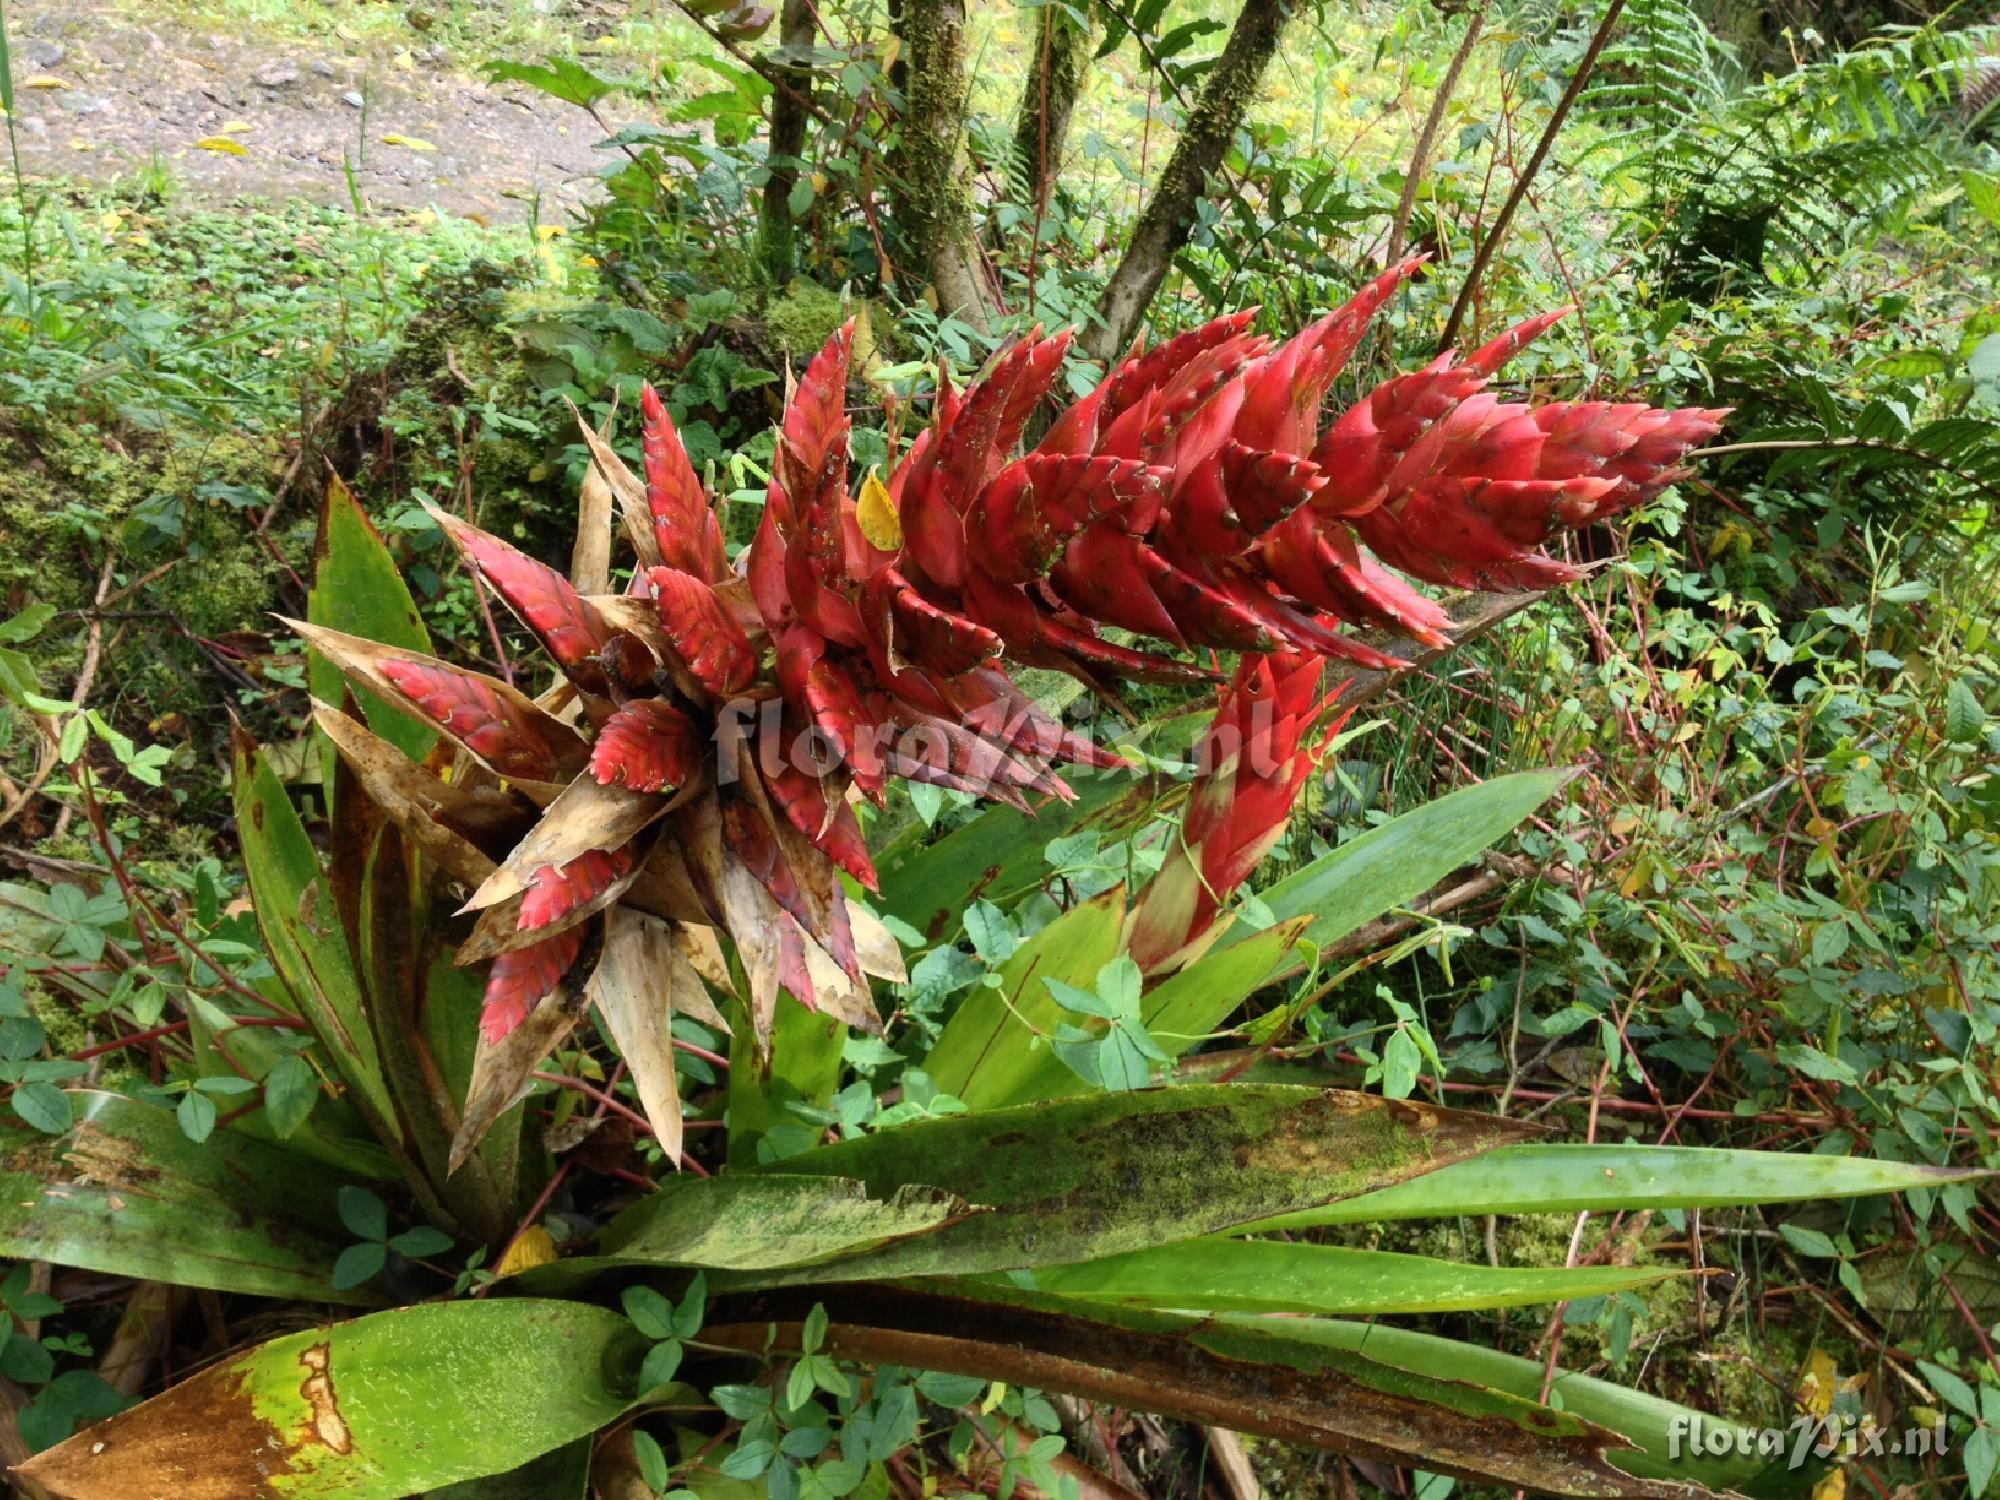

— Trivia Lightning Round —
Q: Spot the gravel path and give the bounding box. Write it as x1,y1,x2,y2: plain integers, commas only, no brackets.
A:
5,2,636,220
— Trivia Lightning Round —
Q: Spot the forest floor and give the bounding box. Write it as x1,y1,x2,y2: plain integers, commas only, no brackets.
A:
3,0,644,221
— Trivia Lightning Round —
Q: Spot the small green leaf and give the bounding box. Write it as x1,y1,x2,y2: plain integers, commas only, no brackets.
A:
338,1185,390,1243
11,1083,72,1135
176,1089,217,1144
962,901,1018,965
1044,977,1116,1021
1777,1223,1840,1259
1947,679,1986,746
711,1384,771,1420
389,1226,454,1259
1095,956,1142,1020
332,1240,388,1290
720,1439,775,1480
1381,1028,1422,1100
786,1357,818,1412
802,1302,829,1356
633,1428,671,1492
1918,1360,1980,1418
638,1339,684,1392
1968,1423,1998,1498
623,1286,678,1342
672,1272,707,1339
261,1055,319,1139
481,57,620,108
1775,1043,1856,1085
0,603,55,646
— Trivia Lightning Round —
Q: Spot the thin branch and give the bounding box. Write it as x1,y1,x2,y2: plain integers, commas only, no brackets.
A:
1387,3,1488,264
1439,0,1630,348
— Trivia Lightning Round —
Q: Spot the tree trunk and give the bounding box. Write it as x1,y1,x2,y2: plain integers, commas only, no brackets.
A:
1081,0,1293,364
891,0,995,327
1012,4,1095,207
758,0,816,284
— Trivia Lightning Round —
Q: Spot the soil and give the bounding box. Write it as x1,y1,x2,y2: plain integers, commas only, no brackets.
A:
4,1,644,221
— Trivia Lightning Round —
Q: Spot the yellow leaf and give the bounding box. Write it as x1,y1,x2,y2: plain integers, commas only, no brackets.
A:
379,134,436,151
494,1225,558,1279
23,76,71,90
1799,1347,1839,1419
852,301,879,376
856,470,902,551
1810,1468,1846,1500
1618,854,1651,900
194,136,250,156
218,119,255,135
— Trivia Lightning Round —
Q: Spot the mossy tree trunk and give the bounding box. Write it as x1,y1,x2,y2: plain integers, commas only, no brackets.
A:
1011,3,1096,210
890,0,995,328
759,0,816,284
1081,0,1294,363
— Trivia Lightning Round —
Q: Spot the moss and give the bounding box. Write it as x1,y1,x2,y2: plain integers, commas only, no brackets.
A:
0,416,289,699
764,279,853,361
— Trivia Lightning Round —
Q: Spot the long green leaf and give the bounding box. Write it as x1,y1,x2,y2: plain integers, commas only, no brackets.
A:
1253,1319,1818,1498
0,1091,376,1304
233,733,395,1128
420,948,522,1204
944,772,1568,1110
309,474,434,767
708,1282,1720,1499
516,1174,977,1293
921,886,1126,1108
877,771,1163,941
733,1085,1539,1281
1226,768,1572,957
1013,1237,1681,1314
1245,1142,1993,1231
19,1300,642,1499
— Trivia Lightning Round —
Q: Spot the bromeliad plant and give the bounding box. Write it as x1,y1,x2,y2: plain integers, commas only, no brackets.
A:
4,276,1974,1500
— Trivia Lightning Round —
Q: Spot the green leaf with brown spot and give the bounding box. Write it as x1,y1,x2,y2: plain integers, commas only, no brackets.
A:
19,1300,642,1499
734,1084,1540,1282
0,1090,376,1304
513,1174,978,1294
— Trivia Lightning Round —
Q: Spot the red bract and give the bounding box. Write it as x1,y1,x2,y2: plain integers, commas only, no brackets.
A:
304,274,1721,1072
1127,654,1348,976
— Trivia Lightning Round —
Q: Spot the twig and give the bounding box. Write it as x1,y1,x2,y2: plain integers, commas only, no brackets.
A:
1387,3,1487,264
0,558,114,834
1439,0,1630,348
